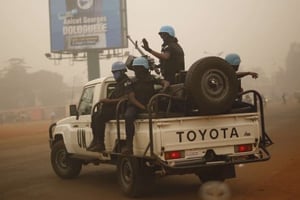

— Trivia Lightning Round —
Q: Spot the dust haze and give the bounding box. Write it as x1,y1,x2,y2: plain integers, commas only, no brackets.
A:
0,0,300,120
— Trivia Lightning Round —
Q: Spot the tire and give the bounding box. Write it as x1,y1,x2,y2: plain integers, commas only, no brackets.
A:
51,140,82,179
117,156,154,197
185,56,238,114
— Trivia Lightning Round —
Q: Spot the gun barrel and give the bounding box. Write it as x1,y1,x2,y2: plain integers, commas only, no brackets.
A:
127,35,145,56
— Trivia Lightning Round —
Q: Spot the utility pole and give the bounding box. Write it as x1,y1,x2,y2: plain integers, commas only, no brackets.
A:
87,50,100,81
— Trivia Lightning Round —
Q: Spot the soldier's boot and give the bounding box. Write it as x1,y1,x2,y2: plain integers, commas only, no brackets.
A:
121,137,133,155
89,132,106,152
87,134,98,151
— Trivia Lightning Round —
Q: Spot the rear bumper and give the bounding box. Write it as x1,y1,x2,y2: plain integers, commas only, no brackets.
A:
158,146,271,170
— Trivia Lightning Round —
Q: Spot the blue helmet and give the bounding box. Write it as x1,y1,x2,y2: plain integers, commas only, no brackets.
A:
111,61,127,72
132,57,149,69
225,53,241,66
159,25,175,37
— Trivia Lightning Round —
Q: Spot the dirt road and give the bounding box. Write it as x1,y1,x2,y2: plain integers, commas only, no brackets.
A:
0,102,299,200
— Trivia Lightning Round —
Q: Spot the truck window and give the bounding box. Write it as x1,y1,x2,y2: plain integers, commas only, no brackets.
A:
77,86,95,115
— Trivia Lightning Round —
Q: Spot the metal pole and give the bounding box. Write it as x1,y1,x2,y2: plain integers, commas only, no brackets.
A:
87,50,100,81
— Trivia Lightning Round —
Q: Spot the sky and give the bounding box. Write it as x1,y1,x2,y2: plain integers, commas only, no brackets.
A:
0,0,300,86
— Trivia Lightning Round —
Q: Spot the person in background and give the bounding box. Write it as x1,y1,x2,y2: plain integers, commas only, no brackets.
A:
87,61,132,152
50,111,56,122
122,57,170,155
282,93,287,104
142,25,185,84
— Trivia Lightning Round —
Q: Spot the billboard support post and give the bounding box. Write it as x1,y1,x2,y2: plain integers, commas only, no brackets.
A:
87,50,100,81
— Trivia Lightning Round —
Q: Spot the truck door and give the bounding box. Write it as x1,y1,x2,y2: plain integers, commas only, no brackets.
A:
70,85,95,153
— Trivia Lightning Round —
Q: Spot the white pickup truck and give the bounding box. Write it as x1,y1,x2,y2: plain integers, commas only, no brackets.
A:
49,56,272,197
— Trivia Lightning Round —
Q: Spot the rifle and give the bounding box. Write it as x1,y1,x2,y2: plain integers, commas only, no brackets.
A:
127,35,146,56
126,35,160,74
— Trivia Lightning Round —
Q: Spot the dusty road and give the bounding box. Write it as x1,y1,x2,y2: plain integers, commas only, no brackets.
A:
0,102,299,200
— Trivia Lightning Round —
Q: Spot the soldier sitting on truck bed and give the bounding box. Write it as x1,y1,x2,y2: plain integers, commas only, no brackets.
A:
122,57,170,155
87,61,132,152
225,53,258,110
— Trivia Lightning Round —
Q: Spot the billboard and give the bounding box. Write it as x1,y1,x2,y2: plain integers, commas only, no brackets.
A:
49,0,128,53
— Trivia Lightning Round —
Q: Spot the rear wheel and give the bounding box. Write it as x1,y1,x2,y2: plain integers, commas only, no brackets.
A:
117,156,154,197
51,140,82,179
185,56,238,114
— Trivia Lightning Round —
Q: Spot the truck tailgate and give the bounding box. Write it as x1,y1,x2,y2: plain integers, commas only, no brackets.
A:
155,113,260,157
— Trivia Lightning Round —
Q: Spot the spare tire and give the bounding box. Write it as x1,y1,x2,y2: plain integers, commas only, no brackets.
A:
185,56,238,115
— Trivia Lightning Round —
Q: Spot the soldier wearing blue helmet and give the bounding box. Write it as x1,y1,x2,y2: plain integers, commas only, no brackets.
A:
142,25,185,84
88,61,132,152
122,57,170,155
225,53,241,71
225,53,258,109
225,53,258,93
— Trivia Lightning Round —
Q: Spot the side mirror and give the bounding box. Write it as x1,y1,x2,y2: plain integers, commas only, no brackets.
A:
69,104,78,116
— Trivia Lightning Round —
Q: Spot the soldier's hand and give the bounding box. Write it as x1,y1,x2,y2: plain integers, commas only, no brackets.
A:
154,66,160,75
251,72,258,79
142,38,152,52
100,98,110,103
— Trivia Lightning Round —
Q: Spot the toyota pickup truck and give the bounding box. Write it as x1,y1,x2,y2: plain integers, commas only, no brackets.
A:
49,56,272,197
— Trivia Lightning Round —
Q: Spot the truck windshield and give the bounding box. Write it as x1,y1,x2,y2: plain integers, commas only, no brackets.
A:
77,86,95,115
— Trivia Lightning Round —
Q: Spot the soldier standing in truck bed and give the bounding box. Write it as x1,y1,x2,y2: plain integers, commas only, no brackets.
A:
142,25,185,84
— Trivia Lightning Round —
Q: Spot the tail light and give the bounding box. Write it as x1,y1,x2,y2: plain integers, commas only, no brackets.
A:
164,151,184,160
234,144,253,153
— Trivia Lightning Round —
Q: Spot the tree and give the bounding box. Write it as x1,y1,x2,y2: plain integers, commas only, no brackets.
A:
29,70,70,106
285,42,300,91
0,58,34,109
0,58,70,110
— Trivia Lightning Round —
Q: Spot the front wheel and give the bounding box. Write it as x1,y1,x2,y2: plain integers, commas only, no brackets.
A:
51,140,82,179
